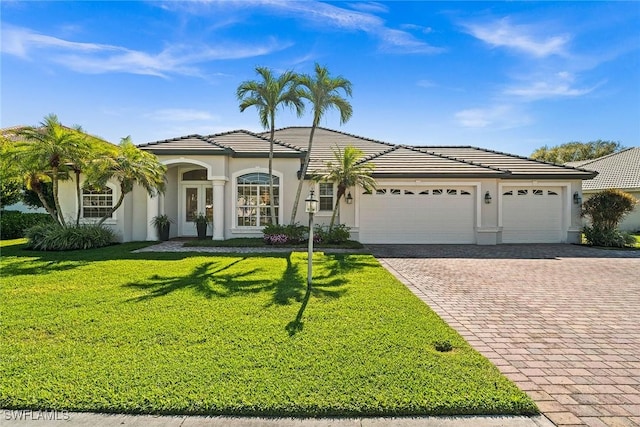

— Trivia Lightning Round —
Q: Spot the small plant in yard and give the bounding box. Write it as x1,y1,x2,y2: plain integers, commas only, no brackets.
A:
151,214,173,241
434,340,453,352
263,223,306,245
314,223,351,244
0,211,54,239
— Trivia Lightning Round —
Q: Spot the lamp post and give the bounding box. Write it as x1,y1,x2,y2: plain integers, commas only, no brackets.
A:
305,189,318,289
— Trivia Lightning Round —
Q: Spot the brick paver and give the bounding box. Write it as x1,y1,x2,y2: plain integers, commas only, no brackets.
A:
371,244,640,426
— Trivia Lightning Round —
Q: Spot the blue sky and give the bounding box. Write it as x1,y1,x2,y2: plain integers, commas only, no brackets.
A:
2,1,639,156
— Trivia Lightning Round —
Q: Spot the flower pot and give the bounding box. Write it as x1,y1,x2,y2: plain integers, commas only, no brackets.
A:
196,222,207,239
158,224,170,241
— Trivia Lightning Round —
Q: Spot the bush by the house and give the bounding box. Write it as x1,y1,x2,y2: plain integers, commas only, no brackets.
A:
583,225,635,248
263,223,307,245
581,189,637,247
314,224,351,244
0,211,54,240
25,223,116,251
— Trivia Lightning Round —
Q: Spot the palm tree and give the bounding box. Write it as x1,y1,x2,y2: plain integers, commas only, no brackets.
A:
290,64,353,224
315,145,376,230
84,137,166,225
15,114,91,226
237,67,304,224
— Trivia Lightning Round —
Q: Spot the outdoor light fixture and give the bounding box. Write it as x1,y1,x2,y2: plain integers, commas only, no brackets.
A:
484,191,492,204
305,189,319,290
305,190,318,214
573,192,582,205
345,191,353,204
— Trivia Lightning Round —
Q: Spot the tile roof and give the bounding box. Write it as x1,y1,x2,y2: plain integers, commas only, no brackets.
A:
139,130,304,157
268,127,596,179
564,147,640,190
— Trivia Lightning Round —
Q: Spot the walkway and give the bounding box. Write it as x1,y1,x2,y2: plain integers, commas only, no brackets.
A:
371,244,640,427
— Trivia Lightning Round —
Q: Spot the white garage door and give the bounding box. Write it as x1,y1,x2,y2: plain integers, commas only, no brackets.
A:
501,187,564,243
359,186,475,244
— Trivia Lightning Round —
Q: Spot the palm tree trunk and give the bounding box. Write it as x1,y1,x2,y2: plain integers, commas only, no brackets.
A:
329,184,346,230
290,121,318,224
97,187,125,226
268,119,276,224
51,167,66,227
75,170,81,226
31,180,60,226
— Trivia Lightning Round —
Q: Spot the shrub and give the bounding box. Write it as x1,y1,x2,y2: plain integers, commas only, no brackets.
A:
434,340,453,352
314,224,351,244
583,225,635,248
0,211,54,239
263,223,306,245
25,223,116,251
581,189,637,247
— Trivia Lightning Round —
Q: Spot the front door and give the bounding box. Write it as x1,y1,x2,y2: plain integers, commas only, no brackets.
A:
180,184,213,236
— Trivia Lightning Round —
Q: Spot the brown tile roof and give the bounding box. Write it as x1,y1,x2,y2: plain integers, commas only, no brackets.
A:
565,147,640,191
268,127,595,179
139,130,304,158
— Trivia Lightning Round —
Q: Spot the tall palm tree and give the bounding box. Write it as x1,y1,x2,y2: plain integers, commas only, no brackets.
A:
16,114,91,226
84,137,166,226
290,64,352,224
315,145,376,230
237,67,304,224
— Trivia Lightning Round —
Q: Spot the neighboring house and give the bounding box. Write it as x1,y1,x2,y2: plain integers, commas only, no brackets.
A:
54,127,595,245
566,147,640,232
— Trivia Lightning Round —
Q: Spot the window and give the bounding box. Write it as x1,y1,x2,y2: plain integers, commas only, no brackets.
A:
548,190,558,196
182,169,207,180
419,190,429,195
460,190,471,195
432,189,443,195
376,189,387,195
503,190,513,196
517,189,529,196
318,182,334,211
404,190,414,195
390,188,401,195
533,189,543,196
82,186,114,219
446,189,457,195
236,173,279,227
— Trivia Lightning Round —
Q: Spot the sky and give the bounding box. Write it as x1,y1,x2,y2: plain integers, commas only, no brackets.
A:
1,1,639,156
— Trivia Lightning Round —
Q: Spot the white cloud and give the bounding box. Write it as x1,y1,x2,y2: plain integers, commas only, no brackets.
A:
455,105,531,129
164,0,442,55
347,2,389,14
504,72,602,100
0,24,290,77
463,18,570,57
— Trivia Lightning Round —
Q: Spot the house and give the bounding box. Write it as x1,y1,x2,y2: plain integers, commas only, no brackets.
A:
566,147,640,232
56,127,596,244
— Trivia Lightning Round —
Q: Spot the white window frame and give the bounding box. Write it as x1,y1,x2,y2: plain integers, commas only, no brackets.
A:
231,168,283,229
318,182,334,212
79,182,117,224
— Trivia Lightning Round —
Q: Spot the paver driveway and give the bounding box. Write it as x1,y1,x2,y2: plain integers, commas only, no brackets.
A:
370,244,640,427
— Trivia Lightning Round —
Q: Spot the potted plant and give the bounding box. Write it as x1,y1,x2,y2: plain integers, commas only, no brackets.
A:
192,212,210,239
151,214,173,241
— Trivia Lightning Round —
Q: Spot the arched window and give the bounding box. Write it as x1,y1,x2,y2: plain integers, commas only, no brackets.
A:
82,186,114,219
236,173,280,226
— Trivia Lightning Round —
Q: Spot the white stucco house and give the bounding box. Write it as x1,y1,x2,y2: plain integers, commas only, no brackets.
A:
566,147,640,232
56,127,596,245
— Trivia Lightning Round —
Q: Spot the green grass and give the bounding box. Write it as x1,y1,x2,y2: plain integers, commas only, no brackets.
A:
0,240,536,417
184,237,365,249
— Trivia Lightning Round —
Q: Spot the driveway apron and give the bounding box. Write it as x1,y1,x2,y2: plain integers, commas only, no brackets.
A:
371,244,640,427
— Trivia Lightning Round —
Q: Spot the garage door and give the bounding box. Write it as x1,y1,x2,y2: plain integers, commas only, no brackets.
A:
359,186,475,244
501,187,563,243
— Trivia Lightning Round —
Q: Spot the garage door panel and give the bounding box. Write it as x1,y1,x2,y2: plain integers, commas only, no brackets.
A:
359,187,475,244
502,187,564,243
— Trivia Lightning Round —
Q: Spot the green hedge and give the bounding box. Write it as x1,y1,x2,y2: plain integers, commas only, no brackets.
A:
0,211,54,240
25,223,116,251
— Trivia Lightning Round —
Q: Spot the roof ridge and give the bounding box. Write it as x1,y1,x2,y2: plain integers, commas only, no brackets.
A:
569,147,637,167
407,145,509,173
138,134,209,147
270,126,397,150
355,145,399,165
462,145,587,172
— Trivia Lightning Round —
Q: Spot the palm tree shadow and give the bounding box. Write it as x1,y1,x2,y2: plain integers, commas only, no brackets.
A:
123,258,268,301
285,286,311,336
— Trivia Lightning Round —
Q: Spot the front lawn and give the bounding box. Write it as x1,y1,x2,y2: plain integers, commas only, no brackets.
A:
0,240,536,416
